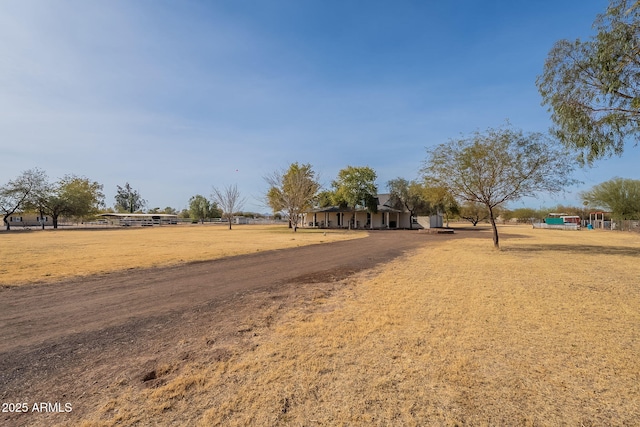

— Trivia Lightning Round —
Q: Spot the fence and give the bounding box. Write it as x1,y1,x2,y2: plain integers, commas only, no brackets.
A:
612,220,640,232
582,219,640,232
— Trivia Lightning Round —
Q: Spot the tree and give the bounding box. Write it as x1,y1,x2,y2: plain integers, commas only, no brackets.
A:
387,178,430,229
537,0,640,164
149,206,179,215
580,177,640,219
509,207,545,223
459,201,490,226
331,166,378,230
265,163,321,232
549,204,593,220
422,185,459,227
211,184,245,230
188,194,219,224
315,190,335,208
162,206,178,215
114,183,146,213
0,168,48,230
422,126,577,248
43,175,104,228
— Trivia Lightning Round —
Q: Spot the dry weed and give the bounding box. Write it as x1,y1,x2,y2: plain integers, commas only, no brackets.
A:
0,225,365,286
62,226,640,425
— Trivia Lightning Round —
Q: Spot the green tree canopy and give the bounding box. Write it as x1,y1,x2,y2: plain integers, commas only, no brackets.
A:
508,207,545,223
265,163,320,231
188,194,219,224
422,126,577,248
0,168,48,230
537,0,640,163
315,190,335,208
114,183,146,213
387,178,431,229
44,175,104,228
459,201,490,226
580,177,640,219
421,185,459,227
331,166,378,229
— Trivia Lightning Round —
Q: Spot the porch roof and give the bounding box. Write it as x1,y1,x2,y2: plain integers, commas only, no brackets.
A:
309,205,402,214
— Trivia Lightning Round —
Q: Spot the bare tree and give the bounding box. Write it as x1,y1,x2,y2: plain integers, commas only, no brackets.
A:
211,184,245,230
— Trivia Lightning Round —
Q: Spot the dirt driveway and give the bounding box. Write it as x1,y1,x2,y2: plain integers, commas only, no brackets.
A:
0,229,477,426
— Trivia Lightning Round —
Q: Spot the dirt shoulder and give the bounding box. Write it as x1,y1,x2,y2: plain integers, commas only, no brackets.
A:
0,229,480,426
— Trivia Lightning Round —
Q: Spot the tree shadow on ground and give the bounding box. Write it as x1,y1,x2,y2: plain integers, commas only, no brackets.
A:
503,243,640,258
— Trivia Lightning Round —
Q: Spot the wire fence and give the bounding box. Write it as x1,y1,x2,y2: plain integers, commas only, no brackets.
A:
584,219,640,232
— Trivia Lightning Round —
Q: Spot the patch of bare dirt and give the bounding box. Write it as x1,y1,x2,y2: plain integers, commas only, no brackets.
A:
0,230,475,426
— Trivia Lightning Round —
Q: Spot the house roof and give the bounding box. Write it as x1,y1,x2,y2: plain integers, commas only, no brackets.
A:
309,193,403,214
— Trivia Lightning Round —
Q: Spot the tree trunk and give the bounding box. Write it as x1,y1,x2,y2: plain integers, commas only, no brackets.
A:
3,217,9,231
53,214,59,229
488,206,499,249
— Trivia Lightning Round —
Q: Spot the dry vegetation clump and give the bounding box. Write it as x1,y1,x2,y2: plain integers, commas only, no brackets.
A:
0,225,365,287
63,227,640,425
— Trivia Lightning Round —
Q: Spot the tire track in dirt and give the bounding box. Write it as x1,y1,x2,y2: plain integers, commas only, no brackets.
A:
0,230,481,407
0,231,443,354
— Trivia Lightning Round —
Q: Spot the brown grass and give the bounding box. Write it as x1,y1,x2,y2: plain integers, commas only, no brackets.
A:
53,226,640,425
0,225,366,287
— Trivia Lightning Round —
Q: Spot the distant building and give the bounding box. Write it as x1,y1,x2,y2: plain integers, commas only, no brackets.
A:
300,194,443,230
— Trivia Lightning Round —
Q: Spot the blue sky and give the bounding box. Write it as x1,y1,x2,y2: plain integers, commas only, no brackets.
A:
1,0,634,213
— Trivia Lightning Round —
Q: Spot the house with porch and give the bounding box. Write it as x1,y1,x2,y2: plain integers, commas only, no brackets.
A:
301,194,443,230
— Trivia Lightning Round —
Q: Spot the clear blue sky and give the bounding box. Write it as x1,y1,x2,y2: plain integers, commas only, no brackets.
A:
1,0,634,213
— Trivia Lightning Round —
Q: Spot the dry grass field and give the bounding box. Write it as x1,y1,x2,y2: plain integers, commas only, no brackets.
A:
67,225,640,426
0,225,366,287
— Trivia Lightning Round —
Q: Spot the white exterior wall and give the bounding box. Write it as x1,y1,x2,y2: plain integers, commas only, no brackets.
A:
416,215,443,229
302,210,418,229
5,213,54,227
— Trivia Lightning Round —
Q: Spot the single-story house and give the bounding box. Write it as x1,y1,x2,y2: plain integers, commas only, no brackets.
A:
2,212,53,227
301,194,443,230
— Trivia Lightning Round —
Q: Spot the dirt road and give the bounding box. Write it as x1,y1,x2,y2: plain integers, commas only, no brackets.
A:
0,229,475,426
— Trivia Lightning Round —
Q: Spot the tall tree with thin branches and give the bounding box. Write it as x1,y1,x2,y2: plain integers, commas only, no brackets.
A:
0,168,48,230
422,125,577,248
114,182,146,213
537,0,640,163
211,184,245,230
387,178,430,229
